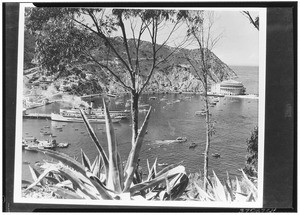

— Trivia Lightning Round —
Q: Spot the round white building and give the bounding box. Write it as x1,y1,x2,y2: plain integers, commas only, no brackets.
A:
211,80,245,95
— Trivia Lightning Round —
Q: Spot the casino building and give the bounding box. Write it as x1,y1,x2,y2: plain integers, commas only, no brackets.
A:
211,80,246,95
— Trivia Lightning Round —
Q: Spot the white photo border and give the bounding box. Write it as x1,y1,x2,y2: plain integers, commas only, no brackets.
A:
14,3,266,208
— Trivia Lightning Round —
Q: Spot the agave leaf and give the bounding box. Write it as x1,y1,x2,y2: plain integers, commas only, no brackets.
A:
226,171,233,190
240,169,258,199
85,171,114,200
235,176,242,193
130,165,186,195
145,191,158,200
79,108,109,174
156,162,182,178
165,173,189,200
58,166,101,200
212,170,227,201
34,148,87,176
123,107,152,191
159,191,167,200
103,99,123,193
146,159,151,174
81,149,92,171
91,155,101,178
193,182,215,201
45,176,60,185
224,179,234,202
24,166,58,192
147,157,158,181
90,155,99,172
52,187,84,199
246,191,255,202
28,165,47,186
28,165,39,182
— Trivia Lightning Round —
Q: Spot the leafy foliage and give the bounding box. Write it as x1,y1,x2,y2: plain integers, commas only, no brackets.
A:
243,126,258,178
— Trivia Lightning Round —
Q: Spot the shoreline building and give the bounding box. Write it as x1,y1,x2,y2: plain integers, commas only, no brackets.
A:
211,80,246,95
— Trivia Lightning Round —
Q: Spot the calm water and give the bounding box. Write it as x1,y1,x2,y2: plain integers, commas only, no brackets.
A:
22,66,259,182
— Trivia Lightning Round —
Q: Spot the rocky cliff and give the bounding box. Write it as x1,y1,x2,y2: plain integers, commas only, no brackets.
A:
24,33,236,95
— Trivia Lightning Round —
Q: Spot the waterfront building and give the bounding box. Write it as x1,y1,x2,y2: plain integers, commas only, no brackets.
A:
211,80,245,95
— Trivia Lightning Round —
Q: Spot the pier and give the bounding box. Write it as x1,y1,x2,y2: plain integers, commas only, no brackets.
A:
23,113,51,120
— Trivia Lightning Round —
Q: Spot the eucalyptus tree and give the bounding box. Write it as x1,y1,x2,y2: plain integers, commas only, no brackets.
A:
242,11,259,30
184,11,221,190
26,7,188,145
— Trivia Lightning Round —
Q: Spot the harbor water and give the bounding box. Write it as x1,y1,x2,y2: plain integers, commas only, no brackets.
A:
21,66,259,182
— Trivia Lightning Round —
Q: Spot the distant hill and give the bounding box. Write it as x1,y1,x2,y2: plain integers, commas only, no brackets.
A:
24,33,237,94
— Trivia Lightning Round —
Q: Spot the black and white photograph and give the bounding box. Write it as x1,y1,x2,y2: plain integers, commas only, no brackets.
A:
13,4,267,208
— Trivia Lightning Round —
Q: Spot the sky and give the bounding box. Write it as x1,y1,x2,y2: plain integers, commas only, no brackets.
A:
121,9,260,67
211,10,259,66
27,6,261,67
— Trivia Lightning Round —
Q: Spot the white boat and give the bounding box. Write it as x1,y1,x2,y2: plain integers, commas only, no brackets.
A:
51,113,121,123
155,137,187,145
60,108,130,119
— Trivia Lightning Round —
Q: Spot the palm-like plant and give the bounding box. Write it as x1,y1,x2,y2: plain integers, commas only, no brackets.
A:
23,99,189,200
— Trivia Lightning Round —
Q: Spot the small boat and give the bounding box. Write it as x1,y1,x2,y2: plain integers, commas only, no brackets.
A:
149,97,157,100
51,113,121,124
39,140,55,149
160,98,168,101
57,142,70,148
189,142,198,149
24,145,39,152
155,137,187,145
41,131,52,135
212,153,221,158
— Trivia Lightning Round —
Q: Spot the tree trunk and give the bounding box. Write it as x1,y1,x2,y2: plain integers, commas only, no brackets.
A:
131,91,139,146
203,80,210,191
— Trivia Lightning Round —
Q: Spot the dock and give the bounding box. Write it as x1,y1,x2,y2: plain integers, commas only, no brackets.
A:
23,113,51,120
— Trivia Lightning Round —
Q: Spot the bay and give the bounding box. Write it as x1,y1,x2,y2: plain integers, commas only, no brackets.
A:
22,66,259,182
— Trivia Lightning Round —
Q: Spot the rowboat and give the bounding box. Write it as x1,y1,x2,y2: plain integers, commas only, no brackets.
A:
51,113,121,123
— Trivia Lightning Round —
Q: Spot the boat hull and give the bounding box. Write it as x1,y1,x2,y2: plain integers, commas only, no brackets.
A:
51,113,121,123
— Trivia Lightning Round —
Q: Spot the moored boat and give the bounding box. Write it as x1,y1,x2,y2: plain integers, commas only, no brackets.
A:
51,113,121,123
155,137,187,145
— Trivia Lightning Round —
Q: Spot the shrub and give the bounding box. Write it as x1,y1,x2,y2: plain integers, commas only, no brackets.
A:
243,126,258,178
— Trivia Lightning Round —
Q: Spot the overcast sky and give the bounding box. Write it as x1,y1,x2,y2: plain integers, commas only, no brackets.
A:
211,10,259,66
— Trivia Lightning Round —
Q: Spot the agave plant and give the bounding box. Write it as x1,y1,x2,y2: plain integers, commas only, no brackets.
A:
23,99,189,200
186,170,258,202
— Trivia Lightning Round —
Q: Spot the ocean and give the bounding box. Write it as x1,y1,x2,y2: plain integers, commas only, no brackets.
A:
21,65,259,182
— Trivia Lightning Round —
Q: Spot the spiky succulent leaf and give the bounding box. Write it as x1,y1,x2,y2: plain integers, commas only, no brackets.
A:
81,149,92,171
33,148,87,175
123,107,152,191
147,157,158,181
103,99,123,193
212,170,227,201
79,108,109,174
129,165,186,195
24,166,59,192
193,182,215,201
52,187,84,199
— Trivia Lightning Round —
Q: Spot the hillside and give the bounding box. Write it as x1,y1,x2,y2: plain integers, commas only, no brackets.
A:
24,34,236,95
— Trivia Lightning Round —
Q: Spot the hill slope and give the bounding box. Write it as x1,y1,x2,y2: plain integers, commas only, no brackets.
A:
24,34,236,94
